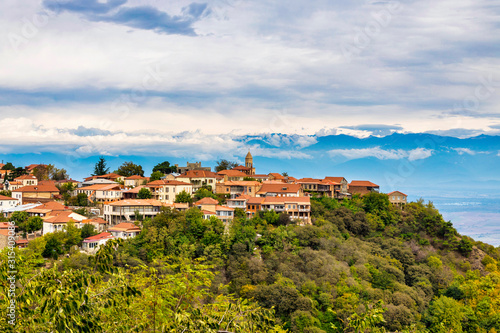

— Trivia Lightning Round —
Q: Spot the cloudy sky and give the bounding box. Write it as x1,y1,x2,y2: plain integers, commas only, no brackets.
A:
1,0,500,160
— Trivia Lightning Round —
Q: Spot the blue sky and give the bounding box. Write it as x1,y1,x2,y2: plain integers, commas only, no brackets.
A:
0,0,500,165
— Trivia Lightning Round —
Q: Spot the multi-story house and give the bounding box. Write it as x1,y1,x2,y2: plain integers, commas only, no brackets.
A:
256,183,302,197
82,232,114,254
108,223,141,239
297,178,340,198
245,197,311,224
324,177,349,194
14,174,38,187
0,195,19,213
42,211,87,234
174,161,211,174
217,169,248,182
388,191,408,207
194,198,235,223
84,173,125,183
146,180,193,204
176,170,219,193
216,181,262,198
103,199,164,224
348,180,380,196
74,184,123,203
124,175,149,188
12,184,60,204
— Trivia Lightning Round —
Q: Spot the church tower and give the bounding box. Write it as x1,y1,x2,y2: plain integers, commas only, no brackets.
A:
245,150,255,175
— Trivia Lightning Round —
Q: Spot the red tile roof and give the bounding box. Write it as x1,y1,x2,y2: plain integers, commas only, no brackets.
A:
387,191,407,196
257,183,301,194
125,175,148,180
217,170,248,177
349,180,379,187
0,195,15,201
262,197,311,204
43,211,86,224
325,177,347,183
14,174,37,180
81,217,108,225
108,223,141,232
108,199,164,207
232,165,251,171
12,185,59,193
178,170,218,178
268,173,285,180
84,232,114,242
195,197,219,205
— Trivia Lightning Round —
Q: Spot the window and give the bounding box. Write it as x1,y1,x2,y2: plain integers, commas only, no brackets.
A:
166,188,169,193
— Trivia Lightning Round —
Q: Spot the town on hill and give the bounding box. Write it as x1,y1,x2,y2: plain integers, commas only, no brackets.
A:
0,152,407,250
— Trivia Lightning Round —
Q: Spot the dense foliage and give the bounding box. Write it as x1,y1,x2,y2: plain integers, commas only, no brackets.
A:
2,192,500,332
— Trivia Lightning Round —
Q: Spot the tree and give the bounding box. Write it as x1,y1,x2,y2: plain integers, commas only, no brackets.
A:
8,167,27,180
76,193,89,206
150,171,164,182
59,182,75,202
215,159,239,172
93,156,110,176
193,188,218,202
11,211,29,228
138,188,152,199
81,224,97,239
0,190,11,197
33,165,50,181
175,190,193,204
115,161,144,177
51,167,69,181
1,162,15,170
282,172,289,177
24,216,43,233
152,161,177,175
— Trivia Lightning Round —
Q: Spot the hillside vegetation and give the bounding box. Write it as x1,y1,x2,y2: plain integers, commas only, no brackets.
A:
2,193,500,332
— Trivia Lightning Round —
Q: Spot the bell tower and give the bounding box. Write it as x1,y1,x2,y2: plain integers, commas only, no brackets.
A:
245,150,255,175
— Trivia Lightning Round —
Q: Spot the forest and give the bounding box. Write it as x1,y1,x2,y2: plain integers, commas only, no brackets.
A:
1,192,500,332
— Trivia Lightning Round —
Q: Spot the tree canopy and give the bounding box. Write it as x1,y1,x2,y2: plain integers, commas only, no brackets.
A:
215,159,239,172
115,162,144,177
93,156,110,176
152,161,177,175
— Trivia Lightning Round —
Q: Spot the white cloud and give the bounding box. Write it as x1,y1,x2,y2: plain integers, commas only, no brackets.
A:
453,148,476,155
328,147,433,161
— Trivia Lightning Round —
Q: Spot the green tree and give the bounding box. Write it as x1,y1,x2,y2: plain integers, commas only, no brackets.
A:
426,296,464,333
194,188,218,201
175,190,193,204
64,221,83,250
42,232,65,259
115,161,144,177
11,211,29,228
138,188,153,199
150,170,164,182
0,190,11,197
81,224,97,239
8,167,27,180
77,193,89,206
93,156,110,176
59,182,75,202
1,162,15,170
152,161,177,174
24,216,43,233
215,159,239,172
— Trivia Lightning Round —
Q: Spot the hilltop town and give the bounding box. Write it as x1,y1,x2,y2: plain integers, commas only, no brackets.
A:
0,152,407,252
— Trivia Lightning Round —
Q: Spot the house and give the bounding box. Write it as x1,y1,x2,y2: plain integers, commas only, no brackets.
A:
25,201,68,217
108,223,141,239
124,175,149,188
256,183,302,197
84,173,125,183
12,184,60,204
80,217,108,232
194,198,234,223
0,195,19,213
146,180,193,204
176,170,219,193
7,181,24,191
103,199,165,224
226,194,252,210
82,232,114,254
246,197,311,224
42,211,87,234
216,181,262,198
388,191,408,207
74,184,123,203
217,169,248,182
348,181,380,196
297,178,340,198
324,177,349,194
252,174,269,181
25,164,46,174
14,174,38,187
122,185,146,200
174,162,211,174
268,173,285,181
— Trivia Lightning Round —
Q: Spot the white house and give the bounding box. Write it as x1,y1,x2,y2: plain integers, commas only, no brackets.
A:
107,223,141,239
82,232,115,254
0,195,19,213
42,211,87,234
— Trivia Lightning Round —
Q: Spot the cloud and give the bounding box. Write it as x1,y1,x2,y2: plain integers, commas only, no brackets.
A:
453,148,476,155
69,126,114,137
43,0,210,36
340,124,404,137
328,147,433,161
426,128,487,139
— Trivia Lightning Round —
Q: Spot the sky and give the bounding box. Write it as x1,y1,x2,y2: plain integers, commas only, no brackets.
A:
1,0,500,164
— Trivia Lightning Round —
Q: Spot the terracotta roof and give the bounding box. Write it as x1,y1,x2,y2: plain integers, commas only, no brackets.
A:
26,201,67,213
257,183,301,194
173,203,189,209
247,197,265,205
0,195,16,201
0,222,15,229
350,180,379,187
78,184,122,191
0,229,10,236
43,211,86,224
83,232,114,242
216,205,234,211
195,197,219,205
217,170,248,177
123,185,146,194
108,199,164,207
223,181,261,186
81,217,108,225
252,174,269,178
125,175,148,180
178,170,218,178
12,185,59,193
232,165,250,171
147,180,192,186
228,194,252,201
108,223,141,232
15,175,37,180
262,196,311,204
202,210,216,215
38,180,57,186
9,181,22,185
387,191,407,196
325,177,347,183
269,173,285,180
